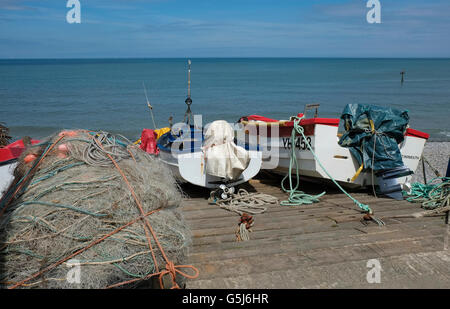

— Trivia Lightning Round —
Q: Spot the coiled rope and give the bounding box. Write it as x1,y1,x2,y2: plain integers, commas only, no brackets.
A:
403,177,450,210
281,116,384,225
211,188,278,216
209,188,278,242
83,132,133,166
280,117,326,206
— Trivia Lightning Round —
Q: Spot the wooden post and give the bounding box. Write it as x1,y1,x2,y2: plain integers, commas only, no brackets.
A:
446,157,450,177
422,156,427,185
446,158,450,225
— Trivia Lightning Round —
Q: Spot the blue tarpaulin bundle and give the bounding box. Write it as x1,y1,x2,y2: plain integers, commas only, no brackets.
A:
338,104,410,171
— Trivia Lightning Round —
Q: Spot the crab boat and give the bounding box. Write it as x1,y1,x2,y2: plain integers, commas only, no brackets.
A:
155,122,262,190
237,104,429,197
139,59,262,191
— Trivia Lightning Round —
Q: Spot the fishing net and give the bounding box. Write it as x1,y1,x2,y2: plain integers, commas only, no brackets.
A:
0,130,192,289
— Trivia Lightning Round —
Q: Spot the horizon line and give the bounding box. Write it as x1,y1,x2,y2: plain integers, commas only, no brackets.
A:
1,56,450,60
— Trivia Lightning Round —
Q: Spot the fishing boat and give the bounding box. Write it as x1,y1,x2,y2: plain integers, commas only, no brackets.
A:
237,104,429,198
139,60,263,192
156,123,262,190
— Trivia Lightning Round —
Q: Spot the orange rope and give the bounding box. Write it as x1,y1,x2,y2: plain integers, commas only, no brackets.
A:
105,262,199,289
8,209,160,289
106,275,157,289
158,261,199,289
94,137,161,272
93,136,199,288
126,146,137,164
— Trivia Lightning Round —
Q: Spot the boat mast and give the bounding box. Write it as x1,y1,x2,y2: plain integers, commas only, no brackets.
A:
187,59,191,99
143,81,157,129
184,59,193,125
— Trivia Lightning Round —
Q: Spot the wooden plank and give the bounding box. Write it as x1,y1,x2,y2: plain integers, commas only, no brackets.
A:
188,237,443,282
189,222,445,263
191,216,444,246
183,204,355,221
187,248,450,289
189,215,440,240
181,194,414,215
329,206,447,223
190,217,352,238
184,202,424,231
179,179,449,289
181,193,419,217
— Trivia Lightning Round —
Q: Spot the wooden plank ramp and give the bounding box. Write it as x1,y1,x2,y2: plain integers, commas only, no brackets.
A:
181,174,450,289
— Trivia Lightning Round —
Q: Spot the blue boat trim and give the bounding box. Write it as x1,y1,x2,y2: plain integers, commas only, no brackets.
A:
157,129,261,154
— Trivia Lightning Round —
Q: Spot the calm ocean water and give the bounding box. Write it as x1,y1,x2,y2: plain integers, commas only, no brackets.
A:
1,58,449,141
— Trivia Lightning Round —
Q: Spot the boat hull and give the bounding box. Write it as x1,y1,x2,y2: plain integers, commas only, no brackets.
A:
239,119,428,188
0,161,17,197
159,149,262,189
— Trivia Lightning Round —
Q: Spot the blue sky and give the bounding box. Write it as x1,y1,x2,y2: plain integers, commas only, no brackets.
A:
0,0,449,58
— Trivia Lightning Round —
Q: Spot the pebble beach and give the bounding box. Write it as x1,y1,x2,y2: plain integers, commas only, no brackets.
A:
411,142,450,183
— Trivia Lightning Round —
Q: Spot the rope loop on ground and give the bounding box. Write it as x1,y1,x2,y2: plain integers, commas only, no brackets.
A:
211,188,277,216
404,177,450,210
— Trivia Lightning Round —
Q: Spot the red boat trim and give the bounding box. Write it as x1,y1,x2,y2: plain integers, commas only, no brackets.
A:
239,115,279,123
242,116,429,140
405,128,429,140
0,139,40,163
243,118,340,137
282,118,340,127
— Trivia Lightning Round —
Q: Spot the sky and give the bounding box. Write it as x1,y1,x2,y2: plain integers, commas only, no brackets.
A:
0,0,449,58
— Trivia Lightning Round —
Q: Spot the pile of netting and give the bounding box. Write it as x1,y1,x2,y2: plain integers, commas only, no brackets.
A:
0,130,197,289
0,123,11,147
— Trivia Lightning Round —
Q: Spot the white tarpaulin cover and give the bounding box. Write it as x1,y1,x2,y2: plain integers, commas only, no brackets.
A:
203,120,250,180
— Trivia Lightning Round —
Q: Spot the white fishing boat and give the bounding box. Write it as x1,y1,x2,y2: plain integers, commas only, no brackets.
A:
237,104,429,198
139,59,263,192
156,122,262,190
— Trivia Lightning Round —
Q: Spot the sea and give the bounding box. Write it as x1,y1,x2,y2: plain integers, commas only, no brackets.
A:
1,58,449,142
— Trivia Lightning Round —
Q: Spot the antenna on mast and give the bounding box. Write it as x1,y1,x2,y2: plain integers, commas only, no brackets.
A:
143,81,157,129
187,59,191,99
184,59,193,125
